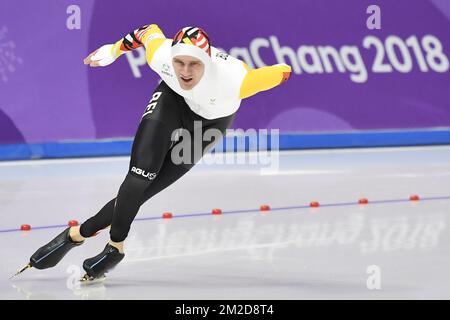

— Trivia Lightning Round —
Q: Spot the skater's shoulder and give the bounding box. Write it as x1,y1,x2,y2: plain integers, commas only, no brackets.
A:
146,39,172,67
211,47,246,68
210,48,248,84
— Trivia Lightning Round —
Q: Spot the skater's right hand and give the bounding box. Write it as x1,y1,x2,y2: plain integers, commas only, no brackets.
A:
83,44,118,67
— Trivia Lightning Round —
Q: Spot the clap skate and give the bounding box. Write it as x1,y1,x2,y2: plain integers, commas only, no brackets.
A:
11,227,84,279
80,243,124,284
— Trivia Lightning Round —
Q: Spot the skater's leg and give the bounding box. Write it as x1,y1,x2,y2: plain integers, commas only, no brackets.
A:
108,83,185,244
78,198,116,238
74,155,190,244
78,118,172,245
109,119,173,244
139,151,191,201
77,152,193,242
74,119,173,245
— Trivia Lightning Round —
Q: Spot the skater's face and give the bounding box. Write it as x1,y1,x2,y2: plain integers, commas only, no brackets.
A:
172,56,205,90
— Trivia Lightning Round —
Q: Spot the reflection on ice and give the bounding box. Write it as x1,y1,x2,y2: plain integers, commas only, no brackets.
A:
124,209,447,263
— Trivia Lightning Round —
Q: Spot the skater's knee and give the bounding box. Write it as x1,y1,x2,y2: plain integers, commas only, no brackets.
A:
119,173,153,198
128,165,159,182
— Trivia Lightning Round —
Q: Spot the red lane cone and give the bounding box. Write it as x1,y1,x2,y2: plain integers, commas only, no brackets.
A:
20,224,31,231
162,212,173,219
68,220,79,227
358,198,369,205
310,201,320,208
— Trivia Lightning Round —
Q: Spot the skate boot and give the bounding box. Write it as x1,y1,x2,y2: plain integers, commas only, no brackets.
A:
30,227,84,269
80,243,124,284
11,227,84,279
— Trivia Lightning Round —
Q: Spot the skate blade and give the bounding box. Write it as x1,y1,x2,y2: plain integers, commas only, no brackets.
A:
79,274,106,285
10,263,32,280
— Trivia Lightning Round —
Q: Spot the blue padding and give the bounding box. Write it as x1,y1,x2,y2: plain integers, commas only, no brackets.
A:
278,130,450,149
1,129,449,161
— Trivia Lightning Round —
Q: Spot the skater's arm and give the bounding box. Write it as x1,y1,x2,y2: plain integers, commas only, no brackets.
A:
84,24,166,67
238,63,292,99
111,24,166,62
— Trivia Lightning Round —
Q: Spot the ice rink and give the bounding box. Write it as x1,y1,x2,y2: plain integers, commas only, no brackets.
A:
1,146,449,300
